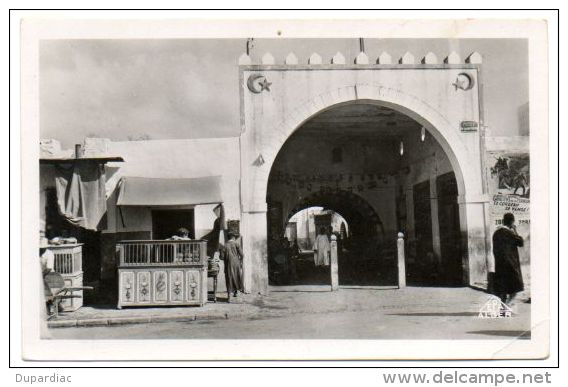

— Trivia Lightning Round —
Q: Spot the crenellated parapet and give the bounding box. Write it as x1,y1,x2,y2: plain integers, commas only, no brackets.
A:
238,51,482,66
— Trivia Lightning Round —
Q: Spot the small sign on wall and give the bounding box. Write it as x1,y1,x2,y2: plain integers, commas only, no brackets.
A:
460,120,479,132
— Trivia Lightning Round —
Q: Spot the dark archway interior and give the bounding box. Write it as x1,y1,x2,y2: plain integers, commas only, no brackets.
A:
266,102,464,288
286,190,384,241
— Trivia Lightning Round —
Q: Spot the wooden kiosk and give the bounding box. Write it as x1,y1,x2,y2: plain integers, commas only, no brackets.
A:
116,239,208,308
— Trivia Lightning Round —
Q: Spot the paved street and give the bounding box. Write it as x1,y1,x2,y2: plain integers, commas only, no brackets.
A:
51,307,530,340
49,287,531,340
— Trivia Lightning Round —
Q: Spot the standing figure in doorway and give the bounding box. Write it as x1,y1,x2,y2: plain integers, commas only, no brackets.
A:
313,227,331,266
221,232,244,302
492,213,524,308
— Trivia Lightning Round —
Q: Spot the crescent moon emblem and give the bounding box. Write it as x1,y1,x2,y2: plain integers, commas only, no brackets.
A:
247,74,266,93
452,73,475,91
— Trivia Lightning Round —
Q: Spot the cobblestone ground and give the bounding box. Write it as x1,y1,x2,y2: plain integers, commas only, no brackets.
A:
48,286,531,340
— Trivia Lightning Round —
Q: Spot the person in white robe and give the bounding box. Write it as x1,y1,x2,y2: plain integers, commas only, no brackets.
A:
313,227,331,266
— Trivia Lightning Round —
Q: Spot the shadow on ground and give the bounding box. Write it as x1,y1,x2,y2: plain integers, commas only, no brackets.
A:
389,312,480,317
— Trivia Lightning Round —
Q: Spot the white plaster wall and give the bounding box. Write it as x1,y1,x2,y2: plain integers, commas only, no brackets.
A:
485,136,529,152
240,67,482,213
240,66,485,293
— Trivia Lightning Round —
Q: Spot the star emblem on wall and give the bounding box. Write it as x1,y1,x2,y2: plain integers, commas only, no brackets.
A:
259,78,272,91
247,74,272,94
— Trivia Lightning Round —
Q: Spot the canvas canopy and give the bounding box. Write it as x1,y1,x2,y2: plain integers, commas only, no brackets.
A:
117,176,223,206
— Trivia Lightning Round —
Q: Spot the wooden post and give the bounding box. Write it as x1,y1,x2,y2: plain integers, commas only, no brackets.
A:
118,243,124,266
397,232,406,288
330,234,339,291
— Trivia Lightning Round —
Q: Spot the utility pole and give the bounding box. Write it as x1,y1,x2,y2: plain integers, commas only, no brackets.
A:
359,37,365,53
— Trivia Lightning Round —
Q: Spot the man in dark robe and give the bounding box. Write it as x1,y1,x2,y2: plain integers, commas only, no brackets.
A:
221,232,244,302
492,213,524,306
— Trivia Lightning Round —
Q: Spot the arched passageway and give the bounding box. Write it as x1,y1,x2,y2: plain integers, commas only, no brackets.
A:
286,190,384,242
266,102,466,288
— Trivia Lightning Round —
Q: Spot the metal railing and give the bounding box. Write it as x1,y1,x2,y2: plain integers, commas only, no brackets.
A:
117,240,207,266
50,244,83,274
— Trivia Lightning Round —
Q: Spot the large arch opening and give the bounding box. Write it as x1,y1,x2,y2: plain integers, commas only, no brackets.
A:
266,102,467,288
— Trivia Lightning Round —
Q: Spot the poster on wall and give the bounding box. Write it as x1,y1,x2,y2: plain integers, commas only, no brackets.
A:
488,152,530,197
486,152,530,286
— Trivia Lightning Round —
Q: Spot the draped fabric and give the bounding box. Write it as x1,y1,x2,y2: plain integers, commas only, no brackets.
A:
203,203,227,257
213,203,227,250
55,162,107,231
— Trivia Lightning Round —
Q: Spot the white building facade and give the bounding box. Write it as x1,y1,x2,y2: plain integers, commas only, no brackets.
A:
40,49,530,297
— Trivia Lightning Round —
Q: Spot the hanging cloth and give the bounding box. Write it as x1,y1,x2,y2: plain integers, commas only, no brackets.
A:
54,161,107,231
213,203,227,250
202,203,227,258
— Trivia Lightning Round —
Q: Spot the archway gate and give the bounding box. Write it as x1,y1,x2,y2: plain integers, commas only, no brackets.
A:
238,50,490,295
285,190,385,241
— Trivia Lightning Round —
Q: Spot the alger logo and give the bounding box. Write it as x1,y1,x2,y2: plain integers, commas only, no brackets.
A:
478,295,514,318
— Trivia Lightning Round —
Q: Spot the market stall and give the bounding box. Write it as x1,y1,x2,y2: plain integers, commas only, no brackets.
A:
116,239,208,308
115,175,225,308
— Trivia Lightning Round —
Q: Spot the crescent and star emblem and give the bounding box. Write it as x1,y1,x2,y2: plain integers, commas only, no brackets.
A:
452,73,475,91
247,74,272,93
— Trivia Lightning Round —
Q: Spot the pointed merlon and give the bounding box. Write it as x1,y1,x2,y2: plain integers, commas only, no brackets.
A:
238,53,252,65
354,52,369,64
421,52,438,64
399,52,415,64
376,51,392,64
444,51,461,64
262,52,275,65
466,51,482,64
285,52,298,65
308,53,322,65
331,52,345,64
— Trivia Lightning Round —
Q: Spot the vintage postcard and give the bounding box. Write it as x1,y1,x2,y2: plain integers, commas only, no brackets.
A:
17,16,551,361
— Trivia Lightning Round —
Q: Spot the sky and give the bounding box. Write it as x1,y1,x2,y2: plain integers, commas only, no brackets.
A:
40,38,528,148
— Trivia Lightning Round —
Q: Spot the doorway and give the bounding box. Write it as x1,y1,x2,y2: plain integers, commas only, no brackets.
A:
151,209,195,240
436,172,463,285
409,180,436,285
